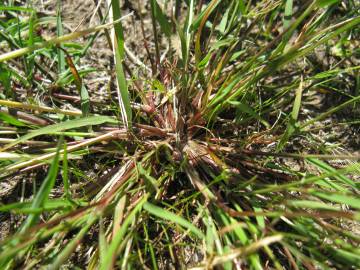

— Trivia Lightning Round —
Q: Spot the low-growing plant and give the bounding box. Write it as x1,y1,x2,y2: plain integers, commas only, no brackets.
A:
0,0,359,269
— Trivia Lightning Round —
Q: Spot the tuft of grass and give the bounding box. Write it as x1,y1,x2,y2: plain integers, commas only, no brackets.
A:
0,0,359,269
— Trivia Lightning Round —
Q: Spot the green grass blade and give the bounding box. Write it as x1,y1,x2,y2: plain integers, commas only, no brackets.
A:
0,111,27,127
194,0,221,63
100,195,148,270
150,0,172,37
49,214,98,270
283,0,293,30
301,94,360,129
143,202,205,239
0,6,34,12
0,199,74,213
182,0,194,68
287,200,341,211
316,0,341,8
80,85,90,117
310,191,360,210
111,0,132,129
99,217,109,268
56,0,65,74
0,115,117,151
277,78,303,151
228,100,270,128
27,11,35,80
62,142,71,201
327,248,360,267
307,158,356,188
19,138,62,233
143,224,158,270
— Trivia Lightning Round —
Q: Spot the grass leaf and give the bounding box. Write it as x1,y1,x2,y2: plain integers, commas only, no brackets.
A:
110,0,132,129
316,0,341,8
277,77,303,151
151,0,172,37
0,115,117,151
310,191,360,210
19,138,62,233
56,0,65,74
283,0,293,30
101,195,148,270
143,202,205,239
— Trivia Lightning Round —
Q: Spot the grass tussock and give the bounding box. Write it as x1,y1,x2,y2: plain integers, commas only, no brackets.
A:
0,0,360,269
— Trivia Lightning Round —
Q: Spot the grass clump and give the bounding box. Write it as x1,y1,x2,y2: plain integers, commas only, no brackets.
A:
0,0,359,269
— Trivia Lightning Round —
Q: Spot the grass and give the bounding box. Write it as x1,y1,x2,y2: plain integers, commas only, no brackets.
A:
0,0,359,269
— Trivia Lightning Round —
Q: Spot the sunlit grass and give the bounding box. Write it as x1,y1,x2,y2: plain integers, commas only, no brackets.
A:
0,0,359,269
